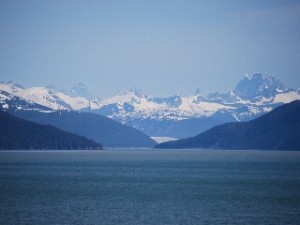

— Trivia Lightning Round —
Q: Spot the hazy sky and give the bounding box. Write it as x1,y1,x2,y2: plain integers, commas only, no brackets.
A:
1,0,300,98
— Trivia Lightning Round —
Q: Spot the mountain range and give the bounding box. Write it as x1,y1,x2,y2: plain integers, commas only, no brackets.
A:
155,100,300,150
1,73,300,139
10,110,156,148
0,110,103,150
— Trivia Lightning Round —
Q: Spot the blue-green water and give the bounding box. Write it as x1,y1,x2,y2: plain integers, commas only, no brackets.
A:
0,150,300,225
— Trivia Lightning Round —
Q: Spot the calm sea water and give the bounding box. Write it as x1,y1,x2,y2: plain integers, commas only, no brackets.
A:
0,150,300,225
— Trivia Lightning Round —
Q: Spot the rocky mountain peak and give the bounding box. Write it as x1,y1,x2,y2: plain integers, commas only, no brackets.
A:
70,82,93,99
234,73,285,100
127,87,143,97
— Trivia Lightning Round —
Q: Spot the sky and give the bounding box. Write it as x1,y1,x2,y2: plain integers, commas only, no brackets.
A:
1,0,300,98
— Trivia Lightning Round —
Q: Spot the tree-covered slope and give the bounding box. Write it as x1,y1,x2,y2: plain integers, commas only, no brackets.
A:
11,110,156,148
155,100,300,150
0,111,103,150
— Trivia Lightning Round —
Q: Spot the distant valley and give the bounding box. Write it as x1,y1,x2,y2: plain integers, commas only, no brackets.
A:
11,110,156,148
1,73,300,150
1,73,299,140
155,100,300,150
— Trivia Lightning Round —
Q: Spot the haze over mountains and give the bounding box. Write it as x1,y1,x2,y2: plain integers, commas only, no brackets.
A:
10,110,156,148
0,83,156,148
0,111,103,150
1,73,300,140
155,100,300,150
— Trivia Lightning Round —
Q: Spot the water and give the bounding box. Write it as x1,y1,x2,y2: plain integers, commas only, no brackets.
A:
0,150,300,225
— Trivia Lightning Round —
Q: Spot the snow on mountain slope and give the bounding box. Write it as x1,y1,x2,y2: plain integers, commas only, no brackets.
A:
1,74,300,123
178,96,234,116
0,90,13,110
0,82,24,95
0,82,100,111
1,74,300,139
0,90,10,101
55,92,101,110
55,92,89,110
273,91,300,103
0,82,65,110
94,73,292,123
0,89,51,112
20,87,70,110
95,88,234,122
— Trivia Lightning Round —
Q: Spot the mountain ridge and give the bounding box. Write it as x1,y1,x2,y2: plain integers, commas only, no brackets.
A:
1,73,300,138
0,110,103,150
155,100,300,150
10,110,157,148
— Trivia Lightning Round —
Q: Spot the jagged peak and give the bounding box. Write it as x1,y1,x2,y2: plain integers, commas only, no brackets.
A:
195,88,202,96
266,74,275,79
234,73,286,100
119,87,144,97
69,82,93,99
251,72,263,80
238,73,263,84
244,73,251,80
0,81,24,89
244,73,278,84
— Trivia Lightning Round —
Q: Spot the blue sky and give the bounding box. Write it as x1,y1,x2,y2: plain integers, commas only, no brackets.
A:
1,0,300,98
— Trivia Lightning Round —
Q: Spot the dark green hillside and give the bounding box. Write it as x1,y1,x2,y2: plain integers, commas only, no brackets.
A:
11,110,156,148
0,111,103,150
155,100,300,150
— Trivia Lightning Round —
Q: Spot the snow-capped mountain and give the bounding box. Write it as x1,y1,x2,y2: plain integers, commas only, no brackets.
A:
95,74,300,122
0,89,51,112
1,74,300,138
95,87,234,122
91,73,300,137
205,73,294,105
0,82,101,111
